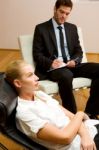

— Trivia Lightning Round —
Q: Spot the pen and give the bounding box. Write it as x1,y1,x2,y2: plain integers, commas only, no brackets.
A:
50,55,57,60
53,55,57,59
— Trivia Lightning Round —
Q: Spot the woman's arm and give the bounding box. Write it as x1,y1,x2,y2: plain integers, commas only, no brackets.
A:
60,105,74,119
61,106,96,149
60,105,89,121
37,111,84,145
60,105,96,149
78,122,96,150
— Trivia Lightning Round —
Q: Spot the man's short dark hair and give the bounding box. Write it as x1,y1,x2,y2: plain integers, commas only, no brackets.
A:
55,0,73,9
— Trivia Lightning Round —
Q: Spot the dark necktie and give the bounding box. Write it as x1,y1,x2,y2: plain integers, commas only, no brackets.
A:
57,26,67,62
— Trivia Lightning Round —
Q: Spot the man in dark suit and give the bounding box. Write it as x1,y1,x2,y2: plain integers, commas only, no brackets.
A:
33,0,99,118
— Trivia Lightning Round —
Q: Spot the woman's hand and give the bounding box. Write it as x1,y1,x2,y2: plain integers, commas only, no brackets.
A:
78,114,96,150
80,134,96,150
83,113,90,121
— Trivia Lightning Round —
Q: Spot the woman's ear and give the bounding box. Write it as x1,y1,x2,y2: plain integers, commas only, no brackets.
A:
13,79,21,88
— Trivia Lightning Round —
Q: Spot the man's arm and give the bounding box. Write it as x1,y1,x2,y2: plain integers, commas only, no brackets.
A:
66,23,83,65
33,25,53,71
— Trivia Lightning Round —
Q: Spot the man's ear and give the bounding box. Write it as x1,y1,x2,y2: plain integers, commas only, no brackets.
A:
13,79,21,88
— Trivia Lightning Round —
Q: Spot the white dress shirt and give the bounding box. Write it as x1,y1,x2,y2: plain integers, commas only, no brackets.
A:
52,18,70,61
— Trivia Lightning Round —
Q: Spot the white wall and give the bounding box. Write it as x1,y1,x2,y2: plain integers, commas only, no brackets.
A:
70,1,99,53
0,0,99,53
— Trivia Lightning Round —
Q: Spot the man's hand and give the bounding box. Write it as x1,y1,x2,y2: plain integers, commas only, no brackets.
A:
66,60,76,68
52,59,66,69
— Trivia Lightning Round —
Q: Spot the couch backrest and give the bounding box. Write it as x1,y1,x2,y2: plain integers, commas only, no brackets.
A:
18,35,34,68
0,73,48,150
0,73,17,127
77,27,87,63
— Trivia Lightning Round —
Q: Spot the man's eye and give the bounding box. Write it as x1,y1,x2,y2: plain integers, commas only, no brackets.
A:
66,13,69,16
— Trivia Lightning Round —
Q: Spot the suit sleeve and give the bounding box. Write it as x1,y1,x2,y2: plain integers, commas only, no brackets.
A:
33,25,53,71
69,25,83,64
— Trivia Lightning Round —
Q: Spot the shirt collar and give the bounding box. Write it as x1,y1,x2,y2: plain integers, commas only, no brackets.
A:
52,18,64,29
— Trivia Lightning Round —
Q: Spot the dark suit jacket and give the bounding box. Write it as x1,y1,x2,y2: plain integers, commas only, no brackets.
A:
33,19,83,80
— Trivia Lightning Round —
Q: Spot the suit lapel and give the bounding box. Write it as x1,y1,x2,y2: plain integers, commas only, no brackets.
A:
64,23,71,53
47,19,58,55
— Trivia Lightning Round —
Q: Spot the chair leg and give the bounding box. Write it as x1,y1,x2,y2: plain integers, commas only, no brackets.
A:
73,88,89,111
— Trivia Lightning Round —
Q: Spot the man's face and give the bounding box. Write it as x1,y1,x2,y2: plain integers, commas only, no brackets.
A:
54,5,71,25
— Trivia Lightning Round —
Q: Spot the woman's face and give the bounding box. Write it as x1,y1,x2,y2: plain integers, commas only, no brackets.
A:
16,64,39,93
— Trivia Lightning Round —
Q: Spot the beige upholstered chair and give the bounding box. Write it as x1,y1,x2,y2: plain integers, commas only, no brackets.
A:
18,27,91,95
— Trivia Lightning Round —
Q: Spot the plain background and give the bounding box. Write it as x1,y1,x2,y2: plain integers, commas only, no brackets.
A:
0,0,99,53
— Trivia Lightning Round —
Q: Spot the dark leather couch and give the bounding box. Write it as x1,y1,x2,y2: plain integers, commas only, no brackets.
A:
0,72,47,150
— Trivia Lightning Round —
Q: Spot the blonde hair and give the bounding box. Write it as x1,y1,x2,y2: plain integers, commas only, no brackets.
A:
5,60,28,85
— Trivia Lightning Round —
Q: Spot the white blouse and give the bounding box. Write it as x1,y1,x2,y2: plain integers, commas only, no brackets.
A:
16,90,99,150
